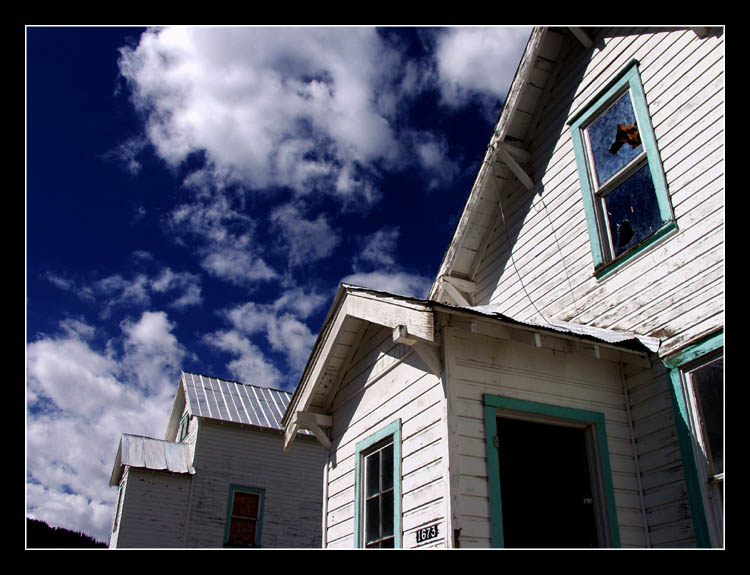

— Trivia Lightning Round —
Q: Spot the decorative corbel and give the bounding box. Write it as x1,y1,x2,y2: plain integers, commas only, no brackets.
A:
393,325,443,377
294,411,333,451
495,143,534,191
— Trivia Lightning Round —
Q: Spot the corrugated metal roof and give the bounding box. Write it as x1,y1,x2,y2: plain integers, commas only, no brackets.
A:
109,433,194,486
181,372,296,432
465,303,661,352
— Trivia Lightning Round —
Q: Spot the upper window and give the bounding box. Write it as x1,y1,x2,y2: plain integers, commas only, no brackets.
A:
569,60,675,277
354,419,401,548
224,486,264,547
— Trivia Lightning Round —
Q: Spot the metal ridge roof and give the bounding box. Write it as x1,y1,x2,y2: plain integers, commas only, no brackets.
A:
181,371,298,432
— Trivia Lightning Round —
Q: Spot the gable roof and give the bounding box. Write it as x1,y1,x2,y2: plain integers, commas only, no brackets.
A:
282,283,657,451
429,26,579,303
181,371,294,431
109,433,194,487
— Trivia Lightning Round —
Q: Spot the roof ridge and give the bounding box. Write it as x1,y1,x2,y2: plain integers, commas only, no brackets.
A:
180,370,293,396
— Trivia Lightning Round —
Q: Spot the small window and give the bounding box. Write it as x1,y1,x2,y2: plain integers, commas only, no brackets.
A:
569,60,675,277
363,439,395,548
177,413,190,443
225,486,264,547
354,419,401,548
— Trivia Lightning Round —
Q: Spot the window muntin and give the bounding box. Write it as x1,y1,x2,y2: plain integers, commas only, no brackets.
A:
569,60,674,276
354,419,401,548
363,439,395,548
225,486,264,547
586,91,642,186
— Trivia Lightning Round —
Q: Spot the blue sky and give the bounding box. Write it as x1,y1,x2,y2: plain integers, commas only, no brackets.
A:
26,26,531,542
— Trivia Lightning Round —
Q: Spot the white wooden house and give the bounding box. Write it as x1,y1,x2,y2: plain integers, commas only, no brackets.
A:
282,27,724,548
109,372,326,548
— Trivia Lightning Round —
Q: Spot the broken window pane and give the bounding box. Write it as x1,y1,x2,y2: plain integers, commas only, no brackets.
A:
586,92,642,186
602,163,662,257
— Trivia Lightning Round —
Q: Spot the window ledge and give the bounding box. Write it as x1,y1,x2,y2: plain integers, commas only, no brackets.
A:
594,220,677,280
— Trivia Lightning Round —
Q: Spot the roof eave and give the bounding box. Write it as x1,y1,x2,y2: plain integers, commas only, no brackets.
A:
428,26,549,300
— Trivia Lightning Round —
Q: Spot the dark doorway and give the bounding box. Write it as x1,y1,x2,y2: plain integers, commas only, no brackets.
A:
496,417,599,548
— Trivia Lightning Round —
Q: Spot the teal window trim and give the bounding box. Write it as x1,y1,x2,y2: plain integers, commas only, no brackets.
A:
662,330,723,548
483,394,621,548
568,59,675,278
224,485,265,548
177,412,190,443
353,419,402,548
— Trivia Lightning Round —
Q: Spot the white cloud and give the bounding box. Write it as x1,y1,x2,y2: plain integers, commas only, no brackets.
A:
357,226,400,268
344,226,433,299
45,265,203,315
120,311,186,394
207,287,328,385
26,313,187,542
167,191,279,286
118,27,404,203
270,203,340,268
206,330,284,388
342,270,432,299
434,27,531,110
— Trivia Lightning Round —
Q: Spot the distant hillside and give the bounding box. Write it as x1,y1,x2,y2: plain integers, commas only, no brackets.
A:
26,517,107,548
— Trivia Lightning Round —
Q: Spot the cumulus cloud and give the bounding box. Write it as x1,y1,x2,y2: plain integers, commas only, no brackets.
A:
206,330,284,389
342,269,433,299
118,27,404,203
45,264,203,316
344,226,433,299
270,203,340,268
205,287,329,386
26,313,187,542
167,190,279,286
433,27,531,111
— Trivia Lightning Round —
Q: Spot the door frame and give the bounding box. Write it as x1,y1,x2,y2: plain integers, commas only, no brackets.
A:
483,394,621,548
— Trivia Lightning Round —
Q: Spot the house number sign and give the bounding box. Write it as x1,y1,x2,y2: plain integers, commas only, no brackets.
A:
416,524,439,544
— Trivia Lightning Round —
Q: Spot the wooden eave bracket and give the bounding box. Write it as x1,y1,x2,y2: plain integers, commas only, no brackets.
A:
393,325,443,376
438,276,477,308
495,142,534,191
293,411,333,452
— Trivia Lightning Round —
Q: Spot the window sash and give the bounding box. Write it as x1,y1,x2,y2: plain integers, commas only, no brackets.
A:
225,487,264,547
353,420,401,548
569,60,674,276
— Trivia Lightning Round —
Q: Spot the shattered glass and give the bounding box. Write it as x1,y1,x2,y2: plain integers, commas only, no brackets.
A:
602,163,662,257
586,92,642,186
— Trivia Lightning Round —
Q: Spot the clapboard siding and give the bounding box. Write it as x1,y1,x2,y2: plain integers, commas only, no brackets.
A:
443,326,653,548
323,324,448,548
111,467,192,548
623,361,697,547
473,27,723,358
185,420,325,548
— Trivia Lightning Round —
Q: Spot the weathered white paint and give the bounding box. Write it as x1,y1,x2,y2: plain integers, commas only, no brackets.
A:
467,27,723,359
441,317,663,548
322,323,449,549
110,419,326,548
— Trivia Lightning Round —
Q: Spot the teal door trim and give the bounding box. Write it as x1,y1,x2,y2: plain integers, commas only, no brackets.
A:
483,394,621,548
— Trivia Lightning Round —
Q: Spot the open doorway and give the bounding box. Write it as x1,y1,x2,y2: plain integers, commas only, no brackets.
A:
496,416,601,548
